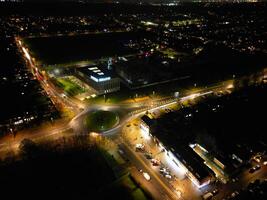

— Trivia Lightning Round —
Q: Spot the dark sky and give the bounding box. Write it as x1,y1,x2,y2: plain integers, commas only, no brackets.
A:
22,0,181,2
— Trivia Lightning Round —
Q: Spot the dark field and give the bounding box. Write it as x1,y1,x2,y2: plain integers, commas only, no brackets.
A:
0,136,149,200
23,31,152,65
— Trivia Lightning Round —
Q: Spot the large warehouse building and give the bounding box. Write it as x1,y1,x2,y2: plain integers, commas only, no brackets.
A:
141,115,213,188
75,65,120,95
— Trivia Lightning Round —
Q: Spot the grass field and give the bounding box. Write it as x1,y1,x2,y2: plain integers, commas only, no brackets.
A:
22,31,152,65
102,174,150,200
54,77,85,96
85,110,119,132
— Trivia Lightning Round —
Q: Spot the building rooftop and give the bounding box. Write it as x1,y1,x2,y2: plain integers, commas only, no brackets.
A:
141,115,155,127
77,65,114,83
152,128,212,182
115,53,187,88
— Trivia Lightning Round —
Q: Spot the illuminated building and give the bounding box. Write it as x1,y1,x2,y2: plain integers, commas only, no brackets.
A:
140,115,213,188
75,65,120,95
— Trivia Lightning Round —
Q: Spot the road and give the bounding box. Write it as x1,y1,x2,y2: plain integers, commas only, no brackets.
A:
118,138,179,200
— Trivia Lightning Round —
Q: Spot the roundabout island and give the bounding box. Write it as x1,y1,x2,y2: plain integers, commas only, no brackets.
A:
84,110,119,132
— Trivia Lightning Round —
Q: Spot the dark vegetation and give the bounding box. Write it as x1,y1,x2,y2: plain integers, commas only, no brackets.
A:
0,136,149,200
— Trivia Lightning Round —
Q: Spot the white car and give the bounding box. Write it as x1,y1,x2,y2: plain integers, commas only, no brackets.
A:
160,167,169,175
143,172,151,181
165,174,172,179
135,143,145,151
253,155,262,163
136,143,144,149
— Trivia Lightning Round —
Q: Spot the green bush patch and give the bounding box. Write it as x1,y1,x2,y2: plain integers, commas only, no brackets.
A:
85,110,119,132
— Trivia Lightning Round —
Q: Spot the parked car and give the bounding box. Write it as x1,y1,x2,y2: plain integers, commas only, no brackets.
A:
144,153,153,159
202,192,213,200
253,165,261,171
249,165,261,173
160,167,170,175
165,174,172,179
253,155,262,163
151,159,160,166
135,143,145,151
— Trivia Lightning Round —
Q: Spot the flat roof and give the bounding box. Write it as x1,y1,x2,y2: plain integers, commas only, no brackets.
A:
173,146,211,181
141,115,155,127
115,54,187,87
77,65,114,82
150,124,211,181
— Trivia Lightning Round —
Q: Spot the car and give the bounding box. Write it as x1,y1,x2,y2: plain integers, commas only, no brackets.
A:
263,161,267,166
202,192,213,200
165,174,172,179
144,153,153,159
253,155,262,163
254,164,261,171
231,191,239,198
135,143,145,151
249,168,256,173
136,143,144,148
159,167,169,175
118,149,124,155
249,165,261,173
143,172,151,181
151,159,160,166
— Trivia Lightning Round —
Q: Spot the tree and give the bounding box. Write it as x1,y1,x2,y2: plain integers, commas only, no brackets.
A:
19,139,40,159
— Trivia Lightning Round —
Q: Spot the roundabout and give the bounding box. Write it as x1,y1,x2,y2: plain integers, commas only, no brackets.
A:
84,110,120,132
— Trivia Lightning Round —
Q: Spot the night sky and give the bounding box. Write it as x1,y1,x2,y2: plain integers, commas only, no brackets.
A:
21,0,182,2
